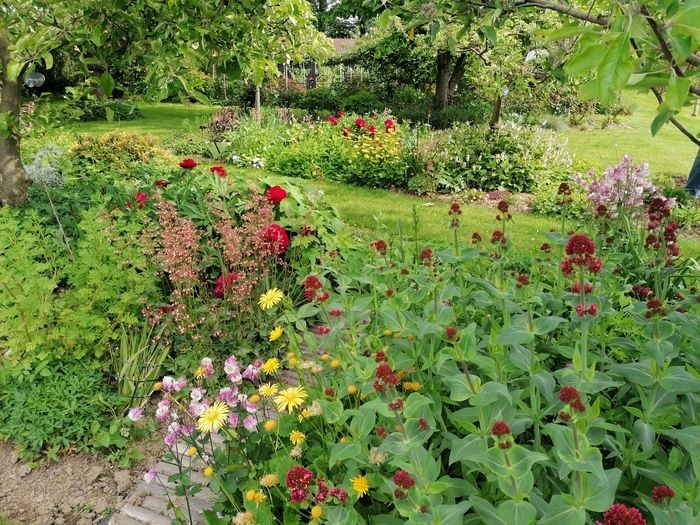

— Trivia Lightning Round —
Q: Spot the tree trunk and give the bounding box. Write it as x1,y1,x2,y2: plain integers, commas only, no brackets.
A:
254,86,261,124
489,94,502,130
0,31,30,207
433,50,452,111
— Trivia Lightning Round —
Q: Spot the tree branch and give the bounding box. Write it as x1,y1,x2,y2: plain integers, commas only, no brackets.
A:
518,0,610,26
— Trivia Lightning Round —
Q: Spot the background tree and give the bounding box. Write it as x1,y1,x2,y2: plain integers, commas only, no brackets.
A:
0,0,330,207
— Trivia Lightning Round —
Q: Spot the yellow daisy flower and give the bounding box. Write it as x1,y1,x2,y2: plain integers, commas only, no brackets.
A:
330,359,341,369
196,401,229,433
289,430,305,445
258,288,284,310
203,466,214,477
347,385,358,395
259,383,279,397
194,366,205,380
185,446,197,457
253,490,266,503
249,394,261,404
245,489,256,501
311,505,323,519
262,358,280,375
268,326,284,341
350,475,370,497
264,419,277,431
289,356,299,367
274,386,308,413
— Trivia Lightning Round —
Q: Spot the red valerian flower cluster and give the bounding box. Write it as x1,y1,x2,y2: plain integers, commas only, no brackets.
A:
304,275,323,301
393,469,415,490
419,248,433,266
646,297,666,317
515,274,529,288
491,420,511,436
595,503,646,525
329,487,348,503
214,273,239,298
571,281,593,294
263,224,289,254
540,243,552,253
445,326,458,340
315,478,329,502
370,239,388,256
559,385,585,420
266,185,287,205
374,362,399,392
210,165,227,178
179,158,197,169
556,182,573,206
286,465,314,503
651,485,674,504
388,398,404,411
646,196,680,263
418,417,429,430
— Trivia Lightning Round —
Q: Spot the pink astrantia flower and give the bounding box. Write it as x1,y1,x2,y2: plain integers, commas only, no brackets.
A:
173,377,187,392
228,413,240,427
243,415,258,431
245,401,258,413
189,400,209,418
218,387,237,405
127,407,144,421
162,376,176,393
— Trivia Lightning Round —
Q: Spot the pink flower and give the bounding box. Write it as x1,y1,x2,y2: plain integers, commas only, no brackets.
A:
155,400,172,422
164,432,178,446
144,468,158,484
263,224,290,254
173,377,187,392
354,117,366,128
127,407,144,421
228,413,240,427
135,192,148,208
189,400,209,417
199,357,214,378
218,387,237,405
190,387,205,402
242,415,258,431
242,364,259,382
214,273,239,298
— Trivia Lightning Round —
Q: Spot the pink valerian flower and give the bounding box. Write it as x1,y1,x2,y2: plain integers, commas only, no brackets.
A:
575,156,655,214
245,400,258,413
218,387,238,405
127,407,144,421
243,415,258,431
144,468,158,484
228,413,240,427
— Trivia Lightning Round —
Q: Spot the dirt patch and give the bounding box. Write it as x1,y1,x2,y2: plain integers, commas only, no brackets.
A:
0,441,161,525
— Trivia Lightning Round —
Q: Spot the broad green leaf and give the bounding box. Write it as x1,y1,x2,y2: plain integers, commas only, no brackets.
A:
98,72,115,97
659,366,700,393
404,393,433,418
319,399,345,424
328,442,362,469
582,469,621,512
538,24,592,42
665,73,691,111
41,52,53,70
498,500,537,525
596,33,634,106
565,43,606,76
433,501,472,525
349,406,376,440
651,104,675,136
540,495,586,525
449,434,488,465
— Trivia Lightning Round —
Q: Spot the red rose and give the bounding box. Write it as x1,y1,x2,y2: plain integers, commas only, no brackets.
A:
326,115,338,125
154,179,169,188
179,158,197,169
354,117,366,128
264,224,289,254
210,165,227,177
266,185,287,205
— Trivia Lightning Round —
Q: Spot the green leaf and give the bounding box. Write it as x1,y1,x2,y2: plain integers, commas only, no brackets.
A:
404,393,433,418
665,73,691,111
433,501,472,525
540,495,586,525
659,366,700,393
498,500,537,525
349,406,376,440
325,505,358,525
538,24,592,42
596,33,634,105
582,469,621,512
565,43,606,76
481,26,497,46
98,72,115,97
449,434,488,465
328,442,362,469
42,52,54,70
319,399,345,424
651,104,675,136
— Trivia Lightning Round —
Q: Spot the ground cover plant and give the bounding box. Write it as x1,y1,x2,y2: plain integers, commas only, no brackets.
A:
136,166,700,524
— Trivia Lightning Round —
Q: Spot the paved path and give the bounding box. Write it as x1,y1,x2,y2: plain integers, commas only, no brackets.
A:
108,370,299,525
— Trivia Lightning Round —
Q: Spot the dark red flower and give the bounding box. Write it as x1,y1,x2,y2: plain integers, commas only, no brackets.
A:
559,386,580,404
559,411,571,422
317,325,331,335
330,487,348,503
515,274,529,288
497,200,509,213
373,381,385,393
557,182,571,195
325,387,335,396
388,398,404,410
286,466,314,491
179,158,197,169
394,489,405,499
264,224,289,254
449,202,462,215
337,111,345,118
375,351,387,363
491,230,505,244
304,275,323,301
210,165,227,177
472,232,482,243
419,248,433,260
214,273,239,298
290,488,308,502
135,192,148,208
393,469,415,489
341,127,350,137
266,185,287,204
445,326,458,340
329,308,342,317
376,426,387,438
600,503,646,525
386,288,395,298
651,485,674,504
326,115,338,125
571,399,586,413
370,239,387,256
154,179,169,188
418,417,429,430
420,505,428,513
384,118,395,129
588,304,598,315
318,291,330,302
366,125,377,135
354,117,366,128
565,234,596,256
491,420,511,436
315,479,329,502
540,243,552,253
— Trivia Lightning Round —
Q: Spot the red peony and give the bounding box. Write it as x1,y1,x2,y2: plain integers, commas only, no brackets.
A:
135,191,148,204
179,158,197,169
366,125,377,135
326,114,338,125
384,118,395,129
214,273,239,298
354,117,366,128
263,224,289,254
266,185,287,204
491,420,511,436
210,165,227,177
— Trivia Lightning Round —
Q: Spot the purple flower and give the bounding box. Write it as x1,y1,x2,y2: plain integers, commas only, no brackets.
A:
199,357,215,378
144,468,158,484
127,407,144,421
228,413,240,427
164,432,178,446
173,377,187,392
178,424,194,436
245,401,258,413
162,376,175,393
243,415,258,431
189,400,209,417
224,356,242,382
190,387,205,402
218,386,238,405
155,400,172,422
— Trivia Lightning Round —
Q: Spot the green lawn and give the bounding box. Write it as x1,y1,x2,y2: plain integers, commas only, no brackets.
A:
563,91,699,181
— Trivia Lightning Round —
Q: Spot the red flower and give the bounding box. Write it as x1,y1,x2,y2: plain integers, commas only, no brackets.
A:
559,386,580,404
386,288,395,298
286,466,314,491
375,351,387,362
341,127,351,137
179,158,197,169
325,387,335,396
304,275,323,301
588,304,598,316
599,503,646,525
326,114,338,125
354,117,366,128
370,239,387,256
497,200,509,213
336,111,345,118
540,243,552,253
418,417,429,430
318,291,330,302
445,326,458,340
210,165,227,177
384,118,395,129
419,248,433,261
290,488,308,502
491,420,511,436
449,202,462,215
366,125,377,135
329,308,342,317
317,325,331,335
565,234,596,256
154,179,169,188
376,426,387,438
266,185,287,204
135,192,149,207
392,470,415,490
394,489,405,499
491,230,506,244
264,224,289,254
651,485,674,504
330,487,348,503
214,273,239,298
559,411,571,422
472,232,482,243
515,274,529,287
388,398,404,410
571,399,586,413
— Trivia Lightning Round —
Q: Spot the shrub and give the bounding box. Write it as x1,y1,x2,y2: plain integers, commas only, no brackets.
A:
0,359,117,460
429,100,492,129
25,143,65,187
299,87,339,112
207,106,242,137
340,90,385,115
69,131,173,173
68,99,141,122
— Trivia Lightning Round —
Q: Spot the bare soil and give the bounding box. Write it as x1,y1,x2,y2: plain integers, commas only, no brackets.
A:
0,441,160,525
